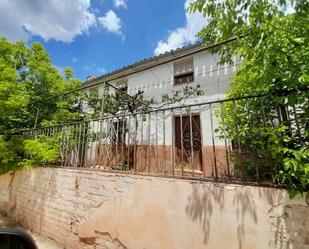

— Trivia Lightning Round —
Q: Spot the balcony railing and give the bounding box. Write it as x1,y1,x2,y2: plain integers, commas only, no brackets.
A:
20,92,307,185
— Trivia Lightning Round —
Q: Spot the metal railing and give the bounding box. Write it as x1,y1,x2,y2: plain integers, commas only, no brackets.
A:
21,92,307,185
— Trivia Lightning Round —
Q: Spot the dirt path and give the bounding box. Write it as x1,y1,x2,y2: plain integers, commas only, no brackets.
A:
0,213,63,249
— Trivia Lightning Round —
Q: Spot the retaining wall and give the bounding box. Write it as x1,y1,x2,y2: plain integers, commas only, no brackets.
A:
0,168,308,249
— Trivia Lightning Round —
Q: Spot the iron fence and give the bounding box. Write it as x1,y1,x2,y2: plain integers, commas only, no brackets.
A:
21,92,308,184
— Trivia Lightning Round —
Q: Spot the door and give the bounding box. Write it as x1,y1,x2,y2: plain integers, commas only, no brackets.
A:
174,114,203,174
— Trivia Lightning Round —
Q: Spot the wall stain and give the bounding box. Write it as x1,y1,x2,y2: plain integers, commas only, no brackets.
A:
79,230,127,249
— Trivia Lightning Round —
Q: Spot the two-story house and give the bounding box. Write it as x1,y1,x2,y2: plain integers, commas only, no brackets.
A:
80,41,240,178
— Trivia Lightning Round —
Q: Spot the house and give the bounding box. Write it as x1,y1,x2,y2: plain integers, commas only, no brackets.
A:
71,41,241,178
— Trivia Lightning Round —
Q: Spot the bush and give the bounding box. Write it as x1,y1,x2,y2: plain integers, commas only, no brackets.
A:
22,134,61,167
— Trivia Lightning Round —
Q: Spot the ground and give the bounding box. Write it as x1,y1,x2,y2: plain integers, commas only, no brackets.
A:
0,212,63,249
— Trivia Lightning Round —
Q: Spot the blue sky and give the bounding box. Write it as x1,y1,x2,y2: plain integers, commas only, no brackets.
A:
0,0,206,81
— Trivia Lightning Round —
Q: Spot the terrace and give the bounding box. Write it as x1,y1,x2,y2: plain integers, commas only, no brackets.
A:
20,90,307,186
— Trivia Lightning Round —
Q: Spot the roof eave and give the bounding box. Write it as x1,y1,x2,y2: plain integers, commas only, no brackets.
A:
82,37,237,89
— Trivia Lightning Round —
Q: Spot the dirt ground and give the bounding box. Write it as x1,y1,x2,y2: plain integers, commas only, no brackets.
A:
0,212,63,249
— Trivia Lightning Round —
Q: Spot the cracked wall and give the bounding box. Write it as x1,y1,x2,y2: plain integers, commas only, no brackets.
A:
0,168,308,249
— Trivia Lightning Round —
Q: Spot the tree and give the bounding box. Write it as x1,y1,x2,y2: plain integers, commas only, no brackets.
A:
0,38,82,132
85,84,205,118
0,38,82,171
0,37,206,171
190,0,308,198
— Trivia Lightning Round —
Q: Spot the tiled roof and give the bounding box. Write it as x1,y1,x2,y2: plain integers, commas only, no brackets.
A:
83,42,202,87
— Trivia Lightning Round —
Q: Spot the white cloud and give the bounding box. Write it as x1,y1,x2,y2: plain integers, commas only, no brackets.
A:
0,0,96,43
114,0,127,9
154,0,207,55
98,10,123,37
83,63,106,74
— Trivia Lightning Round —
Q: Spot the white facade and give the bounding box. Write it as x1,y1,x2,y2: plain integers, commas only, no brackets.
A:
81,45,240,173
92,51,239,104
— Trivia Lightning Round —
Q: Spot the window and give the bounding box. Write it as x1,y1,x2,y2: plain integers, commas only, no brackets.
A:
116,79,128,93
174,58,194,84
119,85,128,93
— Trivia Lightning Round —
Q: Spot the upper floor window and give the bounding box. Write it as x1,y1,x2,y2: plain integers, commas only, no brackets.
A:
174,58,194,84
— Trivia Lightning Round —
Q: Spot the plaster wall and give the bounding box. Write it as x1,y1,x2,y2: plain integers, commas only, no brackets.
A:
94,51,238,102
124,51,237,100
86,104,225,148
85,51,240,151
0,168,308,249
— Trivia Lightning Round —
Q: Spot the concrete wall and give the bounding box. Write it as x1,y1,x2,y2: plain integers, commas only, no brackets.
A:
0,168,308,249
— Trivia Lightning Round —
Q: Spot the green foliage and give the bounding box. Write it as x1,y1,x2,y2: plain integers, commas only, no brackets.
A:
0,136,15,166
277,147,309,198
0,135,24,174
0,38,204,173
22,135,61,167
0,38,81,173
190,0,309,198
0,38,82,133
216,93,308,197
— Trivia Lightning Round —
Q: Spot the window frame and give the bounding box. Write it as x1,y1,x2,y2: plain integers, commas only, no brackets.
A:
173,57,194,85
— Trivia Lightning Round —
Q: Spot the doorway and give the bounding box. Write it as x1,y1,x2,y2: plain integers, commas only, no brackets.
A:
174,114,203,174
